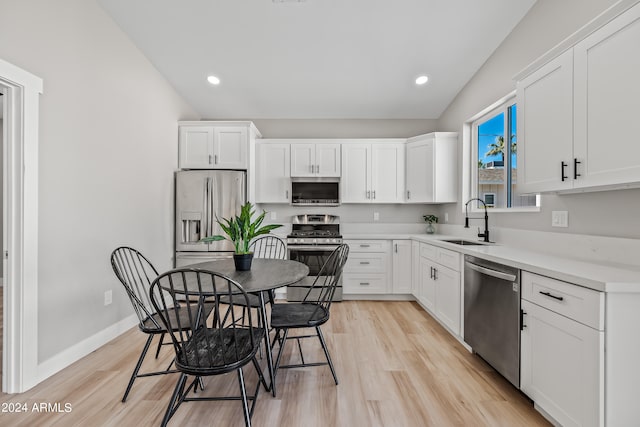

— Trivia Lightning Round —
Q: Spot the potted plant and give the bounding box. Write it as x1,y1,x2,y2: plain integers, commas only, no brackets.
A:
423,214,438,234
200,202,283,271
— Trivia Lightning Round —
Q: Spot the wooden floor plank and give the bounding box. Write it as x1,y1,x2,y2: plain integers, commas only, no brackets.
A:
0,301,550,426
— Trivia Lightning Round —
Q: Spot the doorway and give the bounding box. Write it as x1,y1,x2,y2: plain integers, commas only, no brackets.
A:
0,58,42,393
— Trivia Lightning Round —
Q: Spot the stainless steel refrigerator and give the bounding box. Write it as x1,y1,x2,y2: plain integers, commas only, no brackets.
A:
175,170,246,267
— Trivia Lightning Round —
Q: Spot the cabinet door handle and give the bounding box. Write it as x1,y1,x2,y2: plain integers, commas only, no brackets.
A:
561,161,568,181
214,154,218,164
433,267,437,280
539,291,564,301
316,164,319,173
429,267,434,279
394,244,398,253
372,190,376,199
209,154,213,164
574,158,581,180
310,164,313,173
285,190,289,199
520,309,527,330
366,191,371,199
359,282,370,286
407,190,411,200
359,261,370,265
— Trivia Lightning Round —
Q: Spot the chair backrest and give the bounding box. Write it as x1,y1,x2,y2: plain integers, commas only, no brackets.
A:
111,246,162,330
149,268,261,372
303,244,349,311
250,235,287,259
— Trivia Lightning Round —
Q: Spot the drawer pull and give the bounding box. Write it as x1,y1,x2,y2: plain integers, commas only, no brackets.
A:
359,261,370,265
539,291,564,301
359,282,370,286
360,244,370,248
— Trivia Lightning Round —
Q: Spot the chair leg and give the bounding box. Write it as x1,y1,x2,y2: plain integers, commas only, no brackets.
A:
161,373,188,427
237,368,252,427
273,328,289,379
122,334,154,402
316,326,339,385
155,333,165,359
251,356,268,391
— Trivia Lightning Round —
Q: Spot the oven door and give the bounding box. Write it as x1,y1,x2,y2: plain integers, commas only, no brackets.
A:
287,245,342,302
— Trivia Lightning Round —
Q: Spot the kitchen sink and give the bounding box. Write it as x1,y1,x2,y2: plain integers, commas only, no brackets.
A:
440,239,486,246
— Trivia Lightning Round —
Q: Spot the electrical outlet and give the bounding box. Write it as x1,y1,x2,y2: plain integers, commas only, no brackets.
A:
104,290,113,306
444,212,449,223
373,212,380,221
551,211,569,227
270,211,277,220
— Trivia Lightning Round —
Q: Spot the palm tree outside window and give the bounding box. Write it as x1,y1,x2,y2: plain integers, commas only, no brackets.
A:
472,101,537,209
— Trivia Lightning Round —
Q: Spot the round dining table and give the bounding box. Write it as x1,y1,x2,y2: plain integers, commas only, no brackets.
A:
183,258,309,397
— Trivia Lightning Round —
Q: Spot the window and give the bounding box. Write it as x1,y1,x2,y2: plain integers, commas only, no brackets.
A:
482,192,496,207
470,96,538,210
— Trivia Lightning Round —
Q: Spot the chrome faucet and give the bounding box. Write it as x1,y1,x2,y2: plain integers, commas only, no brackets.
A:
464,198,490,242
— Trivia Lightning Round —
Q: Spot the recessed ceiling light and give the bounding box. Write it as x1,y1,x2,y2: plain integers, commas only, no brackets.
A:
415,75,429,85
207,75,221,85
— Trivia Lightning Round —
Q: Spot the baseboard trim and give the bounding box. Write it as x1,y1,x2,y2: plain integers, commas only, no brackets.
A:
342,294,415,301
36,314,138,385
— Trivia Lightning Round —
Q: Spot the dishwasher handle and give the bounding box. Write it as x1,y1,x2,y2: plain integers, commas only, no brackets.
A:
466,261,517,282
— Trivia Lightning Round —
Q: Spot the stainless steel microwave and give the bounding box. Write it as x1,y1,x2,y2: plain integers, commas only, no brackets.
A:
291,178,340,206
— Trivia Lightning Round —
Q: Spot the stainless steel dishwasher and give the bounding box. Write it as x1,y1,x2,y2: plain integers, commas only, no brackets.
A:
464,255,521,387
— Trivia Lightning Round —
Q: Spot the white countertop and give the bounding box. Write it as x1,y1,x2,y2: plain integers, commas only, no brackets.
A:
343,233,640,293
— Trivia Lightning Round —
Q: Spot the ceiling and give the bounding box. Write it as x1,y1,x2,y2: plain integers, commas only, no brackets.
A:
98,0,536,119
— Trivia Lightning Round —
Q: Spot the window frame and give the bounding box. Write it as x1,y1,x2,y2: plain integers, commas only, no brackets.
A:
462,91,540,214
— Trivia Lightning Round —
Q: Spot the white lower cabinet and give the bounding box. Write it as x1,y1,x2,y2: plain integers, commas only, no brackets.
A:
392,240,412,294
415,242,461,336
520,271,604,427
343,240,391,294
521,300,603,427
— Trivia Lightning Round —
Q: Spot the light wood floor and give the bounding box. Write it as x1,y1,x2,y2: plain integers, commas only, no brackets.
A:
0,301,550,426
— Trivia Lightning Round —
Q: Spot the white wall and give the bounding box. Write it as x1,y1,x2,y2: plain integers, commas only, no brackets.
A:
0,0,198,363
437,0,640,239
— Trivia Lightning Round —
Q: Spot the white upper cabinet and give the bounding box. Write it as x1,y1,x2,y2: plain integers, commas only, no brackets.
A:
341,141,405,203
290,142,341,177
517,2,640,193
255,142,290,203
179,122,258,170
405,133,457,203
573,2,640,189
517,50,574,193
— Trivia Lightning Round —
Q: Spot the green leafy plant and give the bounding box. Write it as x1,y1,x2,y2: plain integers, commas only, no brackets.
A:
200,202,283,254
422,214,438,224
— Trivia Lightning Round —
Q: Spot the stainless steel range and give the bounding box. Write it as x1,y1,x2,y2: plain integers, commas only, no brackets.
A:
286,214,343,301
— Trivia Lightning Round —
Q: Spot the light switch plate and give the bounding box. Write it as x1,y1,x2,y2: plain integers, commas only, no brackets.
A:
373,212,380,221
270,211,277,220
551,211,569,227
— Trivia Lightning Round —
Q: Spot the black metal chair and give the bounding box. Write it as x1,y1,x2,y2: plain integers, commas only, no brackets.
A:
270,243,349,386
150,268,267,427
221,235,287,325
111,247,180,402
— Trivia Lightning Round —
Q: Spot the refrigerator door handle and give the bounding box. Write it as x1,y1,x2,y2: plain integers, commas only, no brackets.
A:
203,177,209,241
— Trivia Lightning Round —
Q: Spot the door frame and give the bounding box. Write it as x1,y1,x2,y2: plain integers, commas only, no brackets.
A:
0,58,42,393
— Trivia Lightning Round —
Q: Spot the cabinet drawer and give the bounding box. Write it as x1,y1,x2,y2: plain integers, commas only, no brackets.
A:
344,253,387,273
436,247,460,271
346,240,390,253
420,243,460,272
420,243,438,260
342,273,388,294
522,272,604,330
